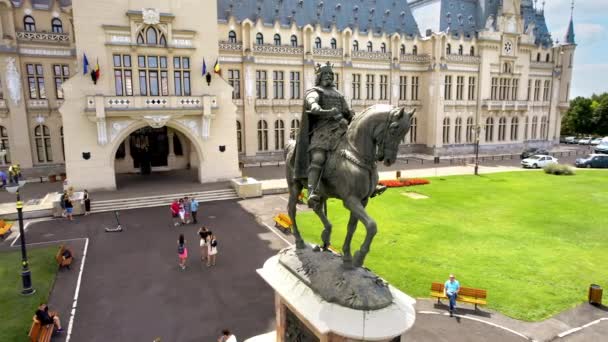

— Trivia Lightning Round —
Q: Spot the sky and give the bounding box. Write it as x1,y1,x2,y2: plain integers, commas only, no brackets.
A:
537,0,607,97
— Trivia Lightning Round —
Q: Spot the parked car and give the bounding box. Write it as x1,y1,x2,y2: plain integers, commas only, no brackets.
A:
595,141,608,154
578,137,593,145
521,155,558,169
564,136,577,144
575,154,608,168
520,148,549,159
590,138,603,145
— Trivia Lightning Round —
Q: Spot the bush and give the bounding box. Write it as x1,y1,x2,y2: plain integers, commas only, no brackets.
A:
543,163,575,175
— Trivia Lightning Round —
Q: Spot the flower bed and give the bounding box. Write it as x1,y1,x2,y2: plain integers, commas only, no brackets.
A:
379,178,430,188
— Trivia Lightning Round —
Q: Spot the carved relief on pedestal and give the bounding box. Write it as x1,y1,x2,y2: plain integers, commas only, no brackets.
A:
143,115,171,128
110,120,134,143
5,57,22,105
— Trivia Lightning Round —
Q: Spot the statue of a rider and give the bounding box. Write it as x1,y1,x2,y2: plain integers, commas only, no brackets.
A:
293,62,354,209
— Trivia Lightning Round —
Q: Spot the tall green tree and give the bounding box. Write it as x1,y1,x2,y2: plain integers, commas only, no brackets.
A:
562,96,594,135
593,95,608,136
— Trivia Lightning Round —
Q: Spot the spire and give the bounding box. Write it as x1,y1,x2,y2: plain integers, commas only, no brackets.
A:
565,0,575,44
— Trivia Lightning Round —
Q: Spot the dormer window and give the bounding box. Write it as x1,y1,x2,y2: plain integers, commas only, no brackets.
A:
367,41,373,52
228,30,237,43
291,35,298,47
24,16,36,32
380,43,386,53
330,38,337,49
470,46,475,56
315,37,321,49
413,45,418,55
400,44,405,55
446,43,451,55
274,34,281,46
536,53,541,62
256,33,264,45
353,40,359,51
458,45,463,55
51,18,63,33
545,53,550,63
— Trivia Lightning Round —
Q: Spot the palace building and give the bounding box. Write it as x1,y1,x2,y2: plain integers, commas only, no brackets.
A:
0,0,576,190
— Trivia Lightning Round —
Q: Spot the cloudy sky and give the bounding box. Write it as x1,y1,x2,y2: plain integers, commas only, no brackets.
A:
544,0,608,97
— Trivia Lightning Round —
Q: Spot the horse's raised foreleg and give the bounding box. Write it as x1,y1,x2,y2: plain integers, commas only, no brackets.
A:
288,181,305,249
343,197,375,268
313,198,332,250
342,212,358,269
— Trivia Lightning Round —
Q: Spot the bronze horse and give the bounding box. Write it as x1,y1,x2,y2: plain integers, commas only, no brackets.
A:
285,105,414,268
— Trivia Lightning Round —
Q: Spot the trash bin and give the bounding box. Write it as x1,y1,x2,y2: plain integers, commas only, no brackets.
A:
434,156,440,164
588,284,603,305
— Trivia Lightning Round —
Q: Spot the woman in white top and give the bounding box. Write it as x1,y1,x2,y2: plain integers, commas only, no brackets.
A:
207,234,218,267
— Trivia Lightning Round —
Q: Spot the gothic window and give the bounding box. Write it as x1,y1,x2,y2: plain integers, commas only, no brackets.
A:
446,43,451,55
146,27,157,45
498,117,507,141
545,53,550,63
257,120,268,151
536,53,541,62
159,35,166,46
458,44,463,55
352,40,359,51
236,121,242,153
315,37,321,49
412,45,418,55
485,117,494,142
367,41,373,52
274,120,285,150
256,33,264,45
442,117,451,144
454,117,462,143
400,44,405,55
380,43,386,53
531,116,538,139
51,18,63,33
137,34,144,44
24,16,35,32
330,38,337,49
228,30,237,43
409,117,417,143
466,117,474,143
34,124,52,163
291,35,298,47
510,117,519,141
0,126,10,163
290,119,300,139
274,34,281,46
470,46,475,56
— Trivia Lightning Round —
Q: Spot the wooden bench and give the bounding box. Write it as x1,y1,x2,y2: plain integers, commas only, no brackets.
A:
0,219,13,239
28,316,54,342
430,282,488,309
273,213,292,233
55,245,73,269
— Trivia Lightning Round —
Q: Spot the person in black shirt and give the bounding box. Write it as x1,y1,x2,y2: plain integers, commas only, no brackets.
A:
35,304,63,332
198,226,212,261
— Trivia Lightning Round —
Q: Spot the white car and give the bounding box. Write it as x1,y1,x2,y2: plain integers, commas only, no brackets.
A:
521,155,558,169
591,138,603,145
578,137,593,145
565,136,577,144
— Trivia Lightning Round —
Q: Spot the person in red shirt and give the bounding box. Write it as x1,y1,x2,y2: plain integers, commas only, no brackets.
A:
170,200,180,226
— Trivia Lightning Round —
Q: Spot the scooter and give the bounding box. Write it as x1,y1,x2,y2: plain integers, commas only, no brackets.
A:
104,211,123,232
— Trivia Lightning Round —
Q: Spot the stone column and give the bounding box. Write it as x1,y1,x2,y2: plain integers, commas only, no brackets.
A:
123,135,133,169
1,56,34,168
243,62,257,157
167,128,176,168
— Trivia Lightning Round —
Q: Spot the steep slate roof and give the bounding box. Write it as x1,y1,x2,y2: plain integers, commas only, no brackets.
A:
521,1,553,47
564,16,575,44
217,0,420,36
10,0,72,8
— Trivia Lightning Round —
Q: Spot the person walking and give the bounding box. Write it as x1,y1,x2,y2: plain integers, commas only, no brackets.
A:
64,193,73,221
177,234,188,270
83,189,91,215
190,197,199,224
444,274,460,316
207,234,218,267
178,199,186,225
198,226,212,261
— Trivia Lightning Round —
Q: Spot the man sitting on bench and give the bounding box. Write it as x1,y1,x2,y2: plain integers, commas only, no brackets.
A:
35,304,64,333
444,274,460,317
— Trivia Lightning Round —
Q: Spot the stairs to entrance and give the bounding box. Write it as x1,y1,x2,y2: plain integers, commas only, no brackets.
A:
90,188,239,213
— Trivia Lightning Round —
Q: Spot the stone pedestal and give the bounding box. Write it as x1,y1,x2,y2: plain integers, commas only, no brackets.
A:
231,177,263,198
252,250,416,341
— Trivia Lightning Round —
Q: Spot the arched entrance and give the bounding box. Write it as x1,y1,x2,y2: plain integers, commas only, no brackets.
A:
109,122,204,190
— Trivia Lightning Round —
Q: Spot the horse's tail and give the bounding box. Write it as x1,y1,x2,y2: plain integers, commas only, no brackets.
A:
284,139,296,160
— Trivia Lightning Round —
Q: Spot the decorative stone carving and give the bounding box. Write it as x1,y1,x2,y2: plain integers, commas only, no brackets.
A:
176,119,199,138
219,41,243,51
19,48,73,56
143,115,171,128
202,116,211,140
252,44,304,55
313,48,343,58
17,31,70,42
5,57,22,105
485,15,495,32
110,120,134,143
97,118,108,145
506,16,517,33
142,8,160,25
352,50,391,60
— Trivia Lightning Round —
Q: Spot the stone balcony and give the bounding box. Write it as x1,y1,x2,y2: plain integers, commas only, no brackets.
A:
16,31,70,44
252,44,304,56
482,100,529,111
219,41,243,52
399,54,431,64
85,95,217,117
443,100,477,109
27,99,49,109
313,48,343,58
445,54,481,65
530,61,554,69
352,50,391,61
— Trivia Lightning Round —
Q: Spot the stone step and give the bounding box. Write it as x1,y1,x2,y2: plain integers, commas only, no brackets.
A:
92,189,235,205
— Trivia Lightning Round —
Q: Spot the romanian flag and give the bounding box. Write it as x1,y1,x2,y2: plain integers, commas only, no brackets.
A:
213,59,221,76
83,53,90,74
90,59,100,84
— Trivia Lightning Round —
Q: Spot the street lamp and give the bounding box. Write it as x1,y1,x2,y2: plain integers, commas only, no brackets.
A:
6,180,36,295
474,125,481,176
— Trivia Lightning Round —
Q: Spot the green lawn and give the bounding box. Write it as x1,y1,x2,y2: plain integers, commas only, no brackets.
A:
296,170,608,321
0,246,59,341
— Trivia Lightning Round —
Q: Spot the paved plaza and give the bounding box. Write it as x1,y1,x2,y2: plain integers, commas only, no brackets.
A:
1,190,606,341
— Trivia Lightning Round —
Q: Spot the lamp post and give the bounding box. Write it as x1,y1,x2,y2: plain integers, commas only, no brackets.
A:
6,180,35,295
474,125,481,176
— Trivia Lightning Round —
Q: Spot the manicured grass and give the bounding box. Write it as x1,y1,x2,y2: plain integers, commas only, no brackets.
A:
296,170,608,321
0,246,59,341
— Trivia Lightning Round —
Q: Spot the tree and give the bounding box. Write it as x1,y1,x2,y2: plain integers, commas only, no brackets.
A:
562,96,594,135
593,95,608,136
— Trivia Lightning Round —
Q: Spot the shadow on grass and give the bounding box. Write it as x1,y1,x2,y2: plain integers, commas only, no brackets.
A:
433,302,492,319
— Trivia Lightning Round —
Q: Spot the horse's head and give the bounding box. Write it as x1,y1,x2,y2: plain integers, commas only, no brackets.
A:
377,107,415,166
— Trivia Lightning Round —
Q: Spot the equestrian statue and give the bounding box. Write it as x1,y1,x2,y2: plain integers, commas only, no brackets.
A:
285,62,414,268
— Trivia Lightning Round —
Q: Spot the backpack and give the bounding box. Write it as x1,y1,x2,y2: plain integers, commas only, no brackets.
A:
177,244,185,254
